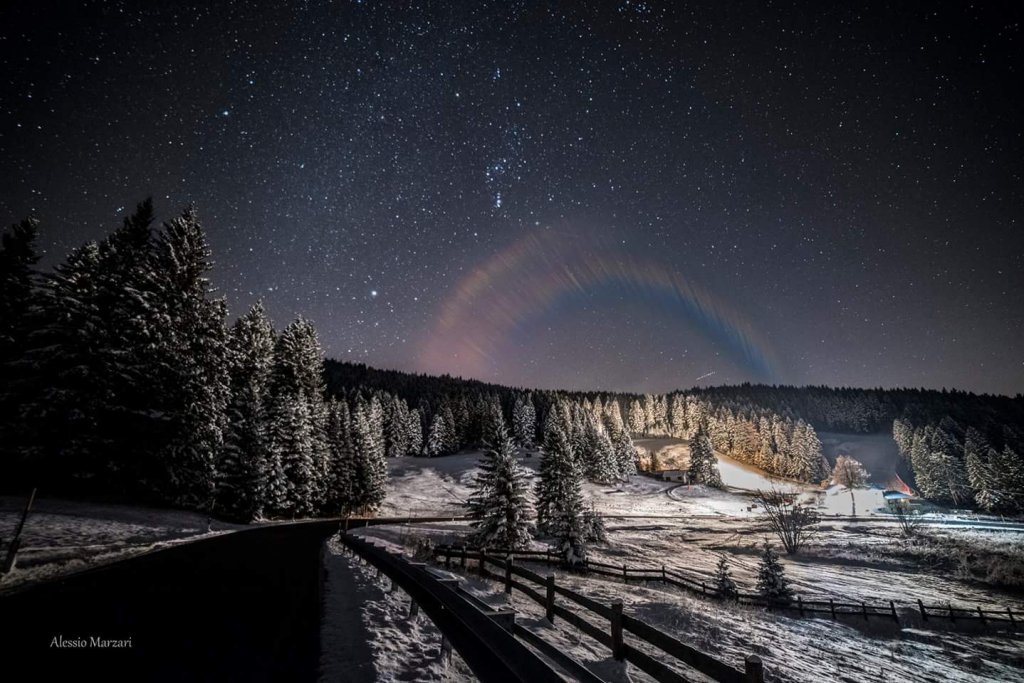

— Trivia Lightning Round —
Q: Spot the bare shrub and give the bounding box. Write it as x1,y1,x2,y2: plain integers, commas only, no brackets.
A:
756,489,820,554
891,504,922,537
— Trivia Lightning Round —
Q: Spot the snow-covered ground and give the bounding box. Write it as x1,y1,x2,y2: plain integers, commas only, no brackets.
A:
320,535,475,682
0,496,239,591
354,523,1024,683
635,437,807,494
370,449,1024,681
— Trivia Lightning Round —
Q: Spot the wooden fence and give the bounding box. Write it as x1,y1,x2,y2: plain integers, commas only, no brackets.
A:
441,547,766,683
435,544,1020,628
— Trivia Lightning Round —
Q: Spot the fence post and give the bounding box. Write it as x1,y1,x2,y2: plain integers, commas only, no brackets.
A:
890,601,898,622
546,575,556,624
662,565,666,581
623,564,627,581
444,548,451,569
505,555,514,595
977,606,986,624
744,654,764,683
440,635,452,666
797,595,803,617
701,581,706,595
829,598,836,620
461,546,467,569
1008,607,1016,629
480,551,489,578
610,601,624,661
918,599,928,621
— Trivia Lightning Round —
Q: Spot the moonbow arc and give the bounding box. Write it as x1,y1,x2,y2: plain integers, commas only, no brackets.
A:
417,233,780,383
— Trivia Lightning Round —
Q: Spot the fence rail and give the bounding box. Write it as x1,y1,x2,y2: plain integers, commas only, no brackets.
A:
440,547,764,683
435,544,1020,629
338,535,566,683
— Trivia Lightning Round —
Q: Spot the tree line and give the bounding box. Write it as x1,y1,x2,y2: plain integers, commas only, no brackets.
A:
0,202,388,521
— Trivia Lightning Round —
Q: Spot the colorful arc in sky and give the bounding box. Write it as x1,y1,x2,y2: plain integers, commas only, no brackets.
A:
417,232,781,385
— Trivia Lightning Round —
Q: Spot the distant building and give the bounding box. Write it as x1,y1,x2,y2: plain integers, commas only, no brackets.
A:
883,490,913,508
660,469,689,483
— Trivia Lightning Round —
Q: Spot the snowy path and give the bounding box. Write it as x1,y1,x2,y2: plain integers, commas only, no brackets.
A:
320,539,378,682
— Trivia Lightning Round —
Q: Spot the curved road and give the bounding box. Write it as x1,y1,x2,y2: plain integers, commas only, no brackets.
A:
0,516,461,682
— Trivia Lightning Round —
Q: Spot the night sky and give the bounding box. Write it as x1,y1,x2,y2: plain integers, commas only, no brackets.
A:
1,2,1021,395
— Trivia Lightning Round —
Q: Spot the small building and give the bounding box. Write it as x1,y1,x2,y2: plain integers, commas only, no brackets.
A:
660,469,690,483
883,490,913,508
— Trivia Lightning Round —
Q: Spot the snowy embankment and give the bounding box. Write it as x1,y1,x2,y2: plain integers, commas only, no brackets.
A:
0,496,239,591
320,535,475,682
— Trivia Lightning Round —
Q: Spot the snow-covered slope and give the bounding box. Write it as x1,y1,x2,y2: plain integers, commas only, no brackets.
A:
0,496,238,591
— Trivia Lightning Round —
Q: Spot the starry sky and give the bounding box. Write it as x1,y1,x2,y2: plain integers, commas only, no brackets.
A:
1,1,1022,395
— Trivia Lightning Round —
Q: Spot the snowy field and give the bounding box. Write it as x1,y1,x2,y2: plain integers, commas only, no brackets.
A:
369,449,1024,682
0,496,239,591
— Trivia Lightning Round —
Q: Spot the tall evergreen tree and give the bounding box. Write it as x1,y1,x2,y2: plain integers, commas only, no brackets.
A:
581,416,618,484
146,206,229,509
351,396,387,512
512,394,537,449
688,429,722,487
535,409,599,564
324,398,356,515
612,426,638,478
0,218,41,479
405,408,423,456
266,318,329,516
466,421,533,548
426,411,451,457
217,302,275,521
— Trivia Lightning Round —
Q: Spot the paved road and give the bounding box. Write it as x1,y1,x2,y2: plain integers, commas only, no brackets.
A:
0,516,462,682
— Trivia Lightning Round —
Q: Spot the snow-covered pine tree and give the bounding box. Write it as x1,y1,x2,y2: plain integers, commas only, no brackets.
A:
266,318,330,516
581,416,618,484
688,429,722,487
352,396,388,512
383,394,411,458
756,540,792,603
426,411,450,457
892,418,914,457
535,408,597,565
324,398,356,515
267,390,315,517
669,394,687,438
466,421,533,549
442,401,460,452
612,426,638,478
480,398,507,446
27,201,158,494
714,556,738,600
603,398,625,435
627,399,645,436
217,302,276,522
405,408,423,455
966,444,999,512
147,206,230,510
512,394,537,449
